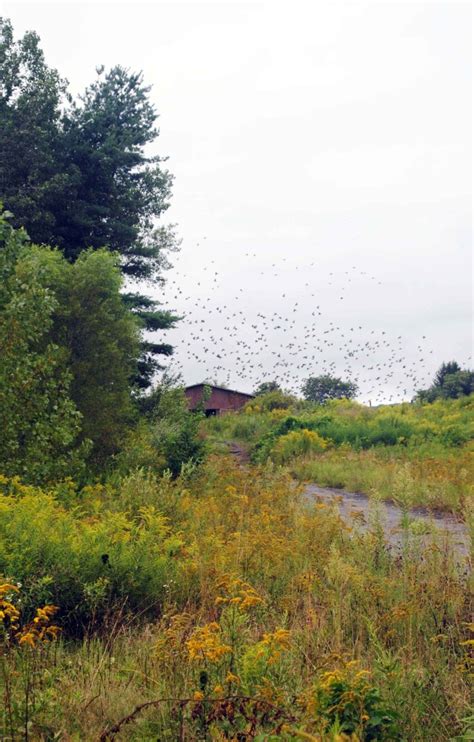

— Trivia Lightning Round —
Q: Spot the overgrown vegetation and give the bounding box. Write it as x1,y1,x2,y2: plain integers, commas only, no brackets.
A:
206,395,474,512
0,16,472,741
1,459,472,740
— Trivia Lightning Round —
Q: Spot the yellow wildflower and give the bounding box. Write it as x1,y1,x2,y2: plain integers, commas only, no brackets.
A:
186,622,231,663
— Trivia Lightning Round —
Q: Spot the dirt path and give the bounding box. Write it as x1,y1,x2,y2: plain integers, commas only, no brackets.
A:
304,483,470,560
224,441,250,463
221,444,470,559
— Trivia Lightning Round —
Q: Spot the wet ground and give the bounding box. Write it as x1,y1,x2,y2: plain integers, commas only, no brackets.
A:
304,484,471,560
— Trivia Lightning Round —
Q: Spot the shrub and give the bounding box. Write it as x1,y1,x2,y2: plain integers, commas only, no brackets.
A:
270,429,328,464
115,386,206,477
0,486,189,634
245,390,296,412
306,661,401,740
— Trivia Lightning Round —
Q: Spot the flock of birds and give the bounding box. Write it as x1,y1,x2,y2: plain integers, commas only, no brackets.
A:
152,241,469,404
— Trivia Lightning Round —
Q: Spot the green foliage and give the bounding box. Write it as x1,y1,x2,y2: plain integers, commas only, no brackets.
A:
0,210,143,474
0,213,85,483
0,484,186,633
116,384,206,477
49,249,141,463
415,361,474,402
0,19,179,387
16,242,141,465
253,381,281,395
302,374,358,403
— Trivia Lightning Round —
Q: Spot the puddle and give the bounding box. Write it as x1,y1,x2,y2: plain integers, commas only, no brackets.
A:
303,484,471,560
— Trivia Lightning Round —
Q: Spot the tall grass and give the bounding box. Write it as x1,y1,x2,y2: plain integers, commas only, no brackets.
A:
205,397,474,513
1,457,471,740
291,445,473,513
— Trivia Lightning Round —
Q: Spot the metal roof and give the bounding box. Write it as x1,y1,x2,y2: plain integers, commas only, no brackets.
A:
184,383,254,398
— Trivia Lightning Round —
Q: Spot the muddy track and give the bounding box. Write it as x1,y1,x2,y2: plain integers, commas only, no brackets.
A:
222,443,470,558
304,483,470,559
224,441,250,463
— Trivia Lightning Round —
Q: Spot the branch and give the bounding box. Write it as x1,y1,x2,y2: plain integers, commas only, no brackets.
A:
98,694,295,741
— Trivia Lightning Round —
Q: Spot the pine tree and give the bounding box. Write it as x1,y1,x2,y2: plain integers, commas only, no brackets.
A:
0,18,179,387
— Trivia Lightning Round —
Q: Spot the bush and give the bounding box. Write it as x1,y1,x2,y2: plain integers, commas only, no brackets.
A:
0,484,190,634
308,661,401,740
152,387,206,476
270,429,328,464
245,390,296,412
115,386,206,477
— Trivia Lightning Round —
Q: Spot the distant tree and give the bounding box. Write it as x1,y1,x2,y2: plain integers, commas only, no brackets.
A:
254,381,281,396
414,361,473,402
0,18,179,387
441,371,474,399
433,361,461,389
253,390,296,411
302,375,358,404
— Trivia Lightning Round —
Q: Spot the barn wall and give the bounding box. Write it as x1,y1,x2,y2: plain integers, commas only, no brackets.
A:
185,386,207,409
185,386,252,413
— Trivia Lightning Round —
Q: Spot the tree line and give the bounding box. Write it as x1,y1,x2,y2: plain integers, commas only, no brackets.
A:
254,364,473,405
0,17,472,485
0,18,191,482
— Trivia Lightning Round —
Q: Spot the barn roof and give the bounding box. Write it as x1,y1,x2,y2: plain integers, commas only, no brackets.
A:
184,383,254,398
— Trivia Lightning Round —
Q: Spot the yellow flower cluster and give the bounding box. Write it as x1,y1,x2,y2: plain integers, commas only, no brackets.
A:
271,429,328,464
0,582,20,630
1,582,60,649
315,660,373,719
186,622,231,663
215,575,264,612
262,628,291,650
259,628,291,665
17,604,60,648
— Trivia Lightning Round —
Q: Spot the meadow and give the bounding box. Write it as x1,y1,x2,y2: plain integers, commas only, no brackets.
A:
206,396,474,514
1,18,472,740
1,407,473,740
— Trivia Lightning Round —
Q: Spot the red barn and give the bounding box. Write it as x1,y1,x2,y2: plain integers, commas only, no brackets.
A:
184,383,254,416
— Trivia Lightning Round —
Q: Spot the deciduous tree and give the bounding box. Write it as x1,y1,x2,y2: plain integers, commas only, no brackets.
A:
302,375,358,404
0,18,179,387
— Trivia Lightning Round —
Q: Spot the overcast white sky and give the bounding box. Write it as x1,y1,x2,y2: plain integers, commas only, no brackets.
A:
3,1,472,401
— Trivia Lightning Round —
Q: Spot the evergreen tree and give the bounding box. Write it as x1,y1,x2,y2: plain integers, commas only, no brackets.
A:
0,18,179,387
414,361,473,402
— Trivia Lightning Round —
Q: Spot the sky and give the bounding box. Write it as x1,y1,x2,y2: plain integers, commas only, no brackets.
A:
3,0,472,402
